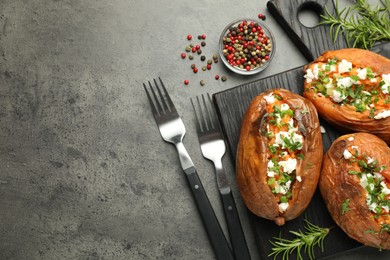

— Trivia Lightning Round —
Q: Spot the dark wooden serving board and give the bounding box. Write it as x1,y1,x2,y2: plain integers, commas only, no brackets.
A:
213,43,390,259
267,0,348,62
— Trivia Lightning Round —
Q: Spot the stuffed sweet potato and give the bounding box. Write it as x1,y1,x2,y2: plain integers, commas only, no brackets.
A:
320,132,390,249
303,48,390,143
236,89,323,226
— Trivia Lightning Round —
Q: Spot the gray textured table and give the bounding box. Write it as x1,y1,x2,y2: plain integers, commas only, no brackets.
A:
0,0,389,259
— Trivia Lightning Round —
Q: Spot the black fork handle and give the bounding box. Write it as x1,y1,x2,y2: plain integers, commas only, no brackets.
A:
220,189,251,260
184,166,235,260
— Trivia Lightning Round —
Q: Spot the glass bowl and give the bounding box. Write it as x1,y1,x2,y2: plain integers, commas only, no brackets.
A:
218,18,276,75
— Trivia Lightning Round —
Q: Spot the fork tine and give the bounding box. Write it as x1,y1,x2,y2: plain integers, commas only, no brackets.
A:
153,78,169,113
197,95,208,131
201,94,214,130
191,97,202,132
143,83,160,117
206,93,219,130
149,80,164,115
158,77,177,113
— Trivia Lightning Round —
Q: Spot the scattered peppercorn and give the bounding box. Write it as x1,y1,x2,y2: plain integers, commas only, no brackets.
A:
201,34,206,39
185,46,191,52
181,53,186,59
201,41,206,47
191,47,197,53
198,35,202,40
200,55,206,61
213,54,218,60
207,64,211,70
190,43,194,48
202,66,207,71
184,79,189,85
207,59,212,65
193,67,198,73
197,49,202,55
258,13,266,20
191,64,196,69
189,54,194,60
215,75,220,80
200,80,205,86
187,34,192,40
221,76,227,82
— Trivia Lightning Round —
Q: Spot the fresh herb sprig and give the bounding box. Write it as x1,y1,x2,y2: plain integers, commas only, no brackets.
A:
269,219,331,260
321,0,390,49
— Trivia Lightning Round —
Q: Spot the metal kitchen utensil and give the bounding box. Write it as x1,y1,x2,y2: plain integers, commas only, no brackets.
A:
143,78,234,260
191,93,251,260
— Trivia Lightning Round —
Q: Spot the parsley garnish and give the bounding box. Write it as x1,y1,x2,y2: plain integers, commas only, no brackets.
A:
341,199,350,215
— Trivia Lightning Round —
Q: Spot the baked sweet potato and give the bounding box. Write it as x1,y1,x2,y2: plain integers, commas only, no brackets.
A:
320,132,390,249
303,48,390,144
236,89,322,226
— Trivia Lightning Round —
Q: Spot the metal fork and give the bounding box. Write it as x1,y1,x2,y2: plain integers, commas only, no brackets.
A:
143,78,234,260
191,94,251,260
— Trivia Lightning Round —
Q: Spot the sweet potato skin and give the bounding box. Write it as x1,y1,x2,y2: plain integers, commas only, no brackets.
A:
303,48,390,144
236,89,323,225
320,133,390,249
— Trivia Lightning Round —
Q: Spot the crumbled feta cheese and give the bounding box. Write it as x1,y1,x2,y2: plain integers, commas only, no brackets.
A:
281,103,290,111
381,182,390,195
268,160,274,168
380,74,390,94
356,68,367,80
264,93,275,104
278,158,297,174
374,110,390,120
343,149,353,159
332,89,347,103
320,125,326,133
279,202,289,213
337,77,355,89
279,185,287,195
267,171,276,177
370,78,378,83
274,131,289,147
360,174,368,188
368,201,378,212
382,206,390,213
338,59,352,74
351,146,358,149
367,156,374,164
348,136,354,141
296,176,302,182
292,133,303,145
304,64,320,83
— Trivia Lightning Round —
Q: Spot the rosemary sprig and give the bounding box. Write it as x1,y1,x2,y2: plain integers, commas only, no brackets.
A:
268,219,331,260
321,0,390,49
